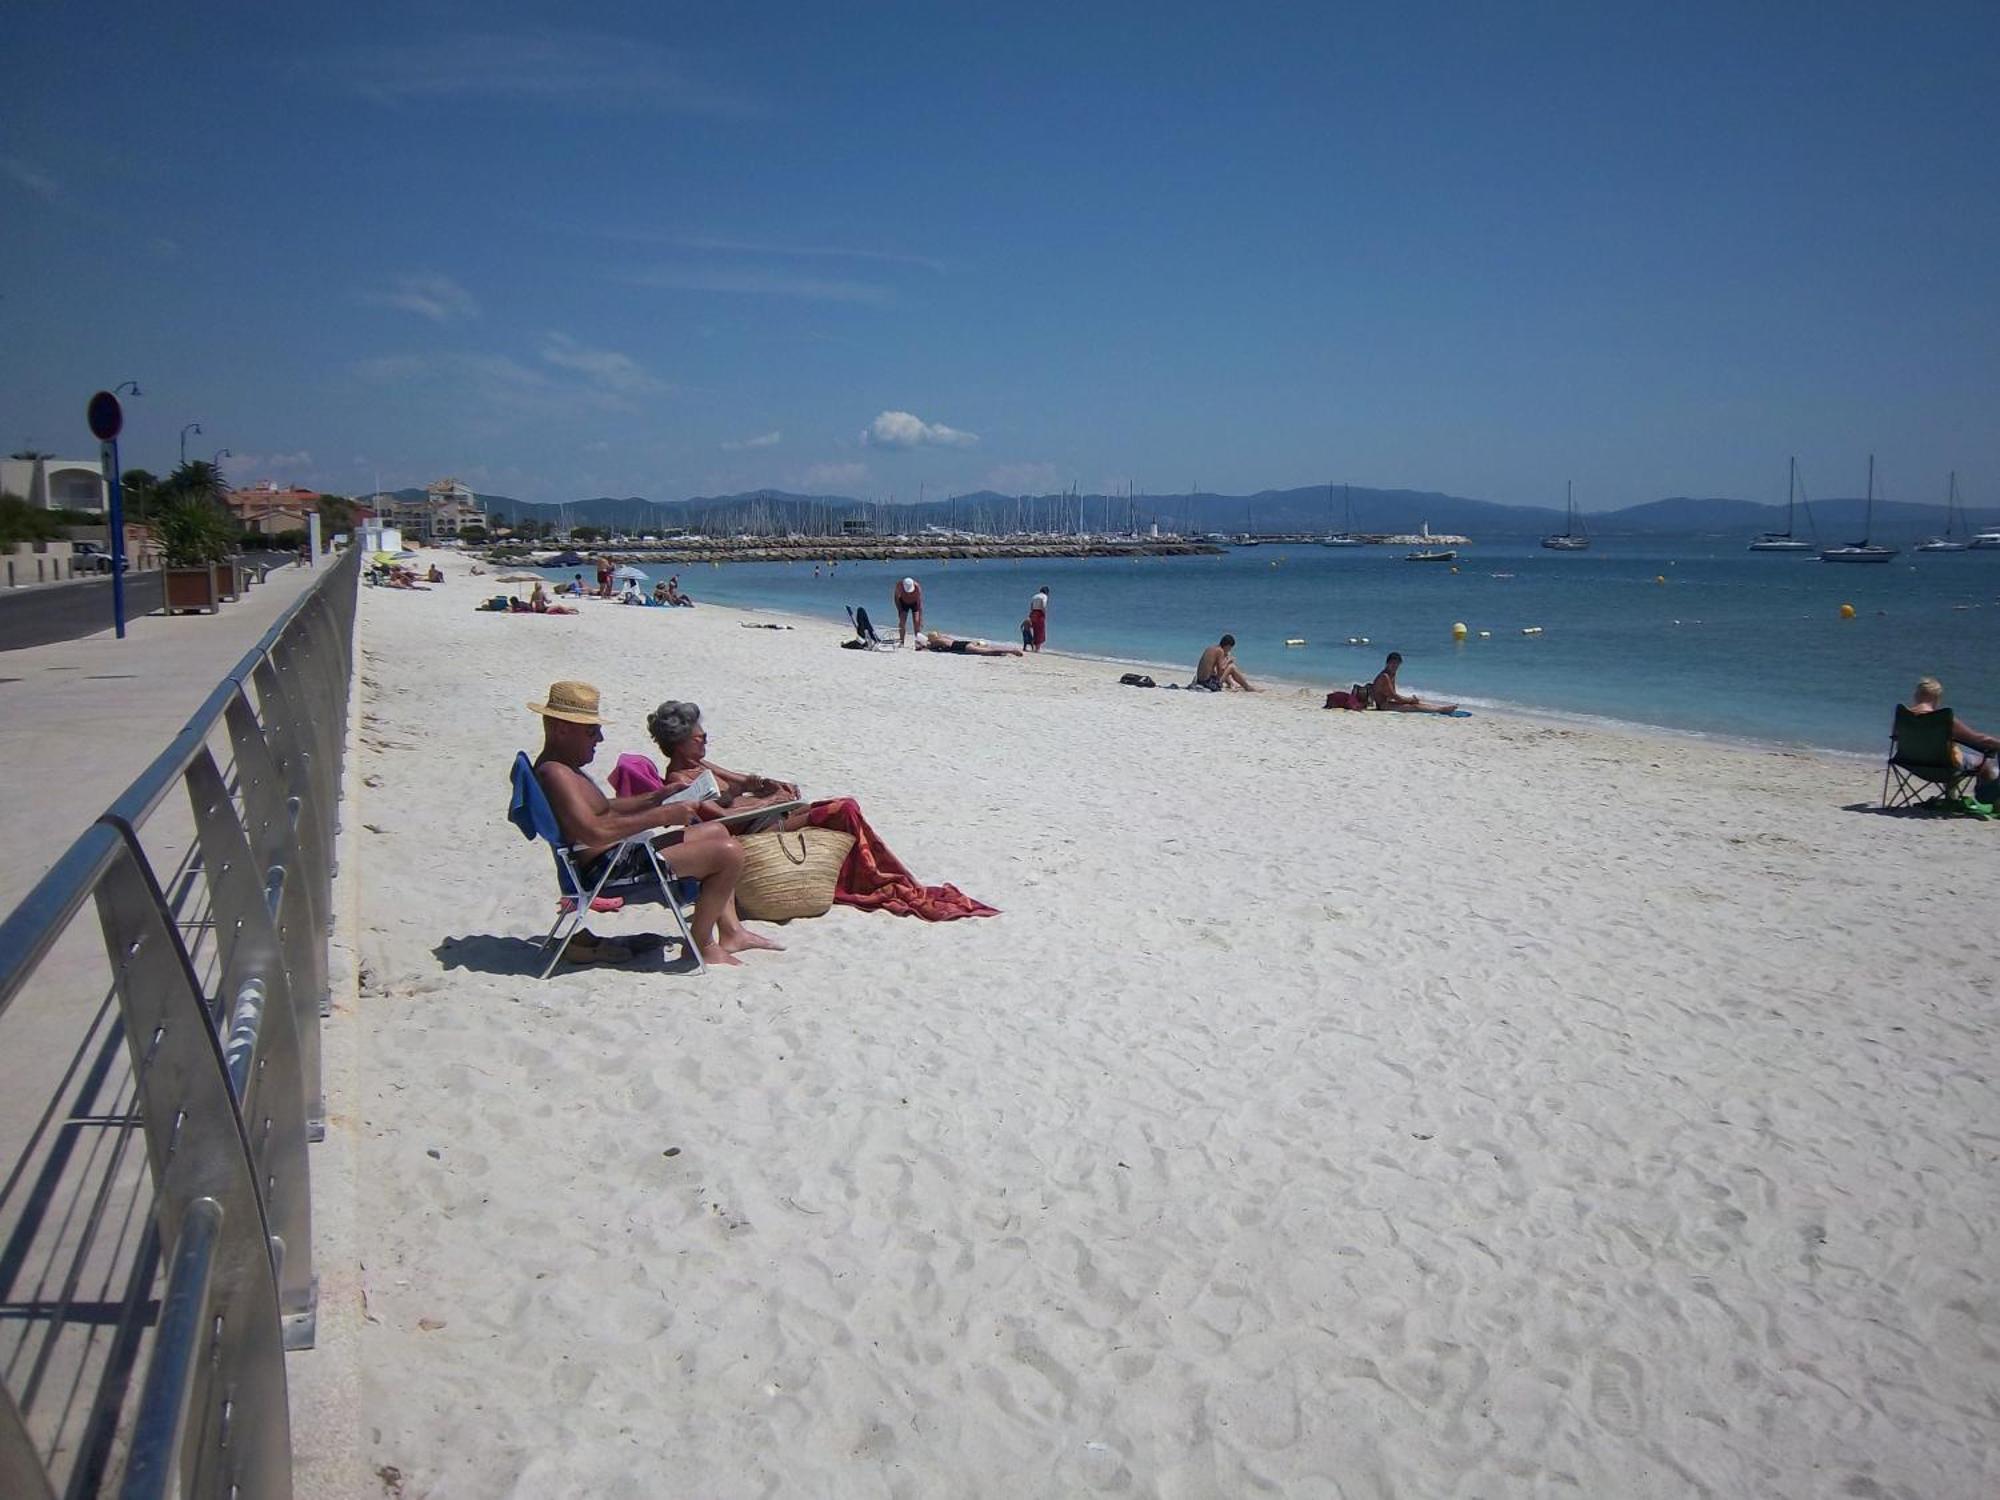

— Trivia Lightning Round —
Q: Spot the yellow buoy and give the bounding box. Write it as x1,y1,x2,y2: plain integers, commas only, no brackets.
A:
1451,621,1468,640
1839,602,1855,619
1656,574,1666,585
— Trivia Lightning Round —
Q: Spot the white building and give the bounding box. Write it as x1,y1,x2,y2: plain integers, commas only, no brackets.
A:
373,478,487,542
1,455,107,512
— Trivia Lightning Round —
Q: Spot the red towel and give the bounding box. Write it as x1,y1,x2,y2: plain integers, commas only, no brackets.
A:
804,798,998,921
608,755,997,921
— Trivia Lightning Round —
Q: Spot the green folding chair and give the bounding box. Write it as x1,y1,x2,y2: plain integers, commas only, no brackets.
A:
1882,705,1976,810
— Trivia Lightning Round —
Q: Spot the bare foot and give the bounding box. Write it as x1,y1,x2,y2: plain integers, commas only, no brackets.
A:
723,929,785,954
697,943,744,968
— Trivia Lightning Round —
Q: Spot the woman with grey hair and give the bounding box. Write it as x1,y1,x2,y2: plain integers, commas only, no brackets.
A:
638,701,806,827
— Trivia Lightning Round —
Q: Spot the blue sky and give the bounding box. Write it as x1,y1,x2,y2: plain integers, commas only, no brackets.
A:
4,2,1997,510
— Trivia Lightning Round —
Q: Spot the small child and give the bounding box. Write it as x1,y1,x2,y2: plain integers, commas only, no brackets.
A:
1020,618,1035,649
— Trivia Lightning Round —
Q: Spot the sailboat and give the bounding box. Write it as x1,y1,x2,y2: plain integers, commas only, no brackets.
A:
1322,483,1367,546
1748,456,1816,551
1541,481,1590,550
1915,471,1969,552
1820,455,1898,563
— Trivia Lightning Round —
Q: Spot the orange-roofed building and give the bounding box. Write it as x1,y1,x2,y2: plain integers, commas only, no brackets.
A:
226,480,323,535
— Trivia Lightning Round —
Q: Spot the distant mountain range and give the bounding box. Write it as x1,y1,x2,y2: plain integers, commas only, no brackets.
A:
368,483,1996,540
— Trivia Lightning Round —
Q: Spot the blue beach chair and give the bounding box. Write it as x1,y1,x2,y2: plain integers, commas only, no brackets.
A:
507,752,706,977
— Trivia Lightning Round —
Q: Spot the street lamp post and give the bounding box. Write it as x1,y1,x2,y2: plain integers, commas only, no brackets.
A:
180,422,202,466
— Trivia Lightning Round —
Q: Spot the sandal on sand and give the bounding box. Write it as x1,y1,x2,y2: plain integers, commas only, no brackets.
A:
562,930,635,965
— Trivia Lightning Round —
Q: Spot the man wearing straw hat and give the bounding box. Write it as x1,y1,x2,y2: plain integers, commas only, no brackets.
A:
531,680,778,968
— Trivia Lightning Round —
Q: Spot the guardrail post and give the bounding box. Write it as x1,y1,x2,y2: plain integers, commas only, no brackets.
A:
250,655,335,939
181,747,318,1349
1,1383,57,1500
224,694,327,1137
94,830,292,1500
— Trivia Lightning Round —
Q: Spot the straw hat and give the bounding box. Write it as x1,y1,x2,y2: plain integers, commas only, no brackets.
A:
528,680,608,724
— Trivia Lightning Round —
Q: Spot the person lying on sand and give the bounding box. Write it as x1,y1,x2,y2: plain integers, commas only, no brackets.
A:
1908,676,2000,800
921,630,1024,657
1194,635,1259,691
529,680,781,968
1368,652,1458,713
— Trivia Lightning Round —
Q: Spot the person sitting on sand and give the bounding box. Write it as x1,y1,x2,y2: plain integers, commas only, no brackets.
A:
609,701,1000,922
1368,652,1458,714
637,700,807,830
1908,676,2000,800
1194,635,1258,691
921,630,1024,657
652,581,671,605
893,576,924,644
530,680,780,968
529,581,550,612
665,575,693,607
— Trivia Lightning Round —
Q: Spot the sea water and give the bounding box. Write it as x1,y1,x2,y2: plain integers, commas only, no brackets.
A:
538,540,2000,754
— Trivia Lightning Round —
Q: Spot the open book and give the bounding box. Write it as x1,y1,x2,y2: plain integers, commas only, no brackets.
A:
662,769,719,806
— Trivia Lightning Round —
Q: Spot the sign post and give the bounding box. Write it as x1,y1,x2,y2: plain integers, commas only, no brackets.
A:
86,391,127,638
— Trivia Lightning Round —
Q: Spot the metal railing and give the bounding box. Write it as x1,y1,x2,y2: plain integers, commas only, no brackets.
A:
0,544,357,1499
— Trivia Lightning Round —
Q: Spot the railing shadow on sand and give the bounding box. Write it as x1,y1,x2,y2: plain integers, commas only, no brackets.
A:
0,545,357,1500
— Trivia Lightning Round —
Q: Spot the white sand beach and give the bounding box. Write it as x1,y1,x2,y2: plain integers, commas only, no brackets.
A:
332,554,1999,1497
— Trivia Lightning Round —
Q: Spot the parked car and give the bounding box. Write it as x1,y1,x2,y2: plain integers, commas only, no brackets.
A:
72,542,128,574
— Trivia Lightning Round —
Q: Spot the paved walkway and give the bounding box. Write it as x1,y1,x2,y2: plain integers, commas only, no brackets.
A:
0,559,318,912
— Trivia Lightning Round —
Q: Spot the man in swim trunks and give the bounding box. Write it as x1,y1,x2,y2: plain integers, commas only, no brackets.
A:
1193,634,1258,691
1909,676,2000,800
1368,652,1458,713
893,577,924,644
530,679,778,968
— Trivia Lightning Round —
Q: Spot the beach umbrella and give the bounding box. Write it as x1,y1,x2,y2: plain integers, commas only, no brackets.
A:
611,564,650,583
495,572,545,583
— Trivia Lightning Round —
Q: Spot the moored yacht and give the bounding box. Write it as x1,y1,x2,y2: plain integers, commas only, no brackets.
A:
1749,457,1815,551
1821,455,1898,563
1915,471,1970,552
1542,481,1590,550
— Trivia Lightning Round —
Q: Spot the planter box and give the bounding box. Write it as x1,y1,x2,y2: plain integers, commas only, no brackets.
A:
163,566,220,614
213,560,241,602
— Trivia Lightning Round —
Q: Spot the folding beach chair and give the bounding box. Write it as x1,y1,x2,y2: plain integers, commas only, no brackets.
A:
846,605,887,648
507,752,706,977
1881,706,1976,811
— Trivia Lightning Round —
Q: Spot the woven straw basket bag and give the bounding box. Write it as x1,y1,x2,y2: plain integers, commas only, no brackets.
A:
734,827,856,921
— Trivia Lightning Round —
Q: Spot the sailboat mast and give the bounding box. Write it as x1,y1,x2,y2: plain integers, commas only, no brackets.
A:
1787,456,1796,534
1866,453,1875,541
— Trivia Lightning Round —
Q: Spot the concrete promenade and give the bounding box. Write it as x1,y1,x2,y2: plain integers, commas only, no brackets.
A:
0,552,366,1499
0,558,316,912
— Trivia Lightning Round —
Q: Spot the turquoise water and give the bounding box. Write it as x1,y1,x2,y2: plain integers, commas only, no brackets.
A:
536,541,2000,754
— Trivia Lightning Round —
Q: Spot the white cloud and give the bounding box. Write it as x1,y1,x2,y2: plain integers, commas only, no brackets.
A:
365,273,480,323
538,333,663,394
341,31,753,115
722,430,782,451
626,265,892,305
862,410,979,450
231,450,315,477
799,461,868,491
0,156,60,201
985,461,1062,494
